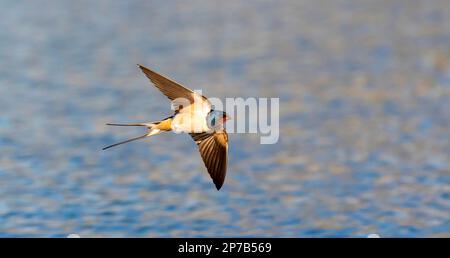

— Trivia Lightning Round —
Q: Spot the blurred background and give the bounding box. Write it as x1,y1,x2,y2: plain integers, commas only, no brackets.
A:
0,0,449,237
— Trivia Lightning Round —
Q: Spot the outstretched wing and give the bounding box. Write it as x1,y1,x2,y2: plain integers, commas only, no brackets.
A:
138,64,210,108
190,130,228,190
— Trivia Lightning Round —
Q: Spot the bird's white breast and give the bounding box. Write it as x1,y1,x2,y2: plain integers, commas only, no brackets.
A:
171,102,211,133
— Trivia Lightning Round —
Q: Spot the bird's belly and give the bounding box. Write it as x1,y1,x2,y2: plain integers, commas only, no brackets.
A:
171,113,209,133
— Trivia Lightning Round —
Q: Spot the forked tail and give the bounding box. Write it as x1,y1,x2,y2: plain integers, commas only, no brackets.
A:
102,118,172,150
106,122,153,127
102,133,149,150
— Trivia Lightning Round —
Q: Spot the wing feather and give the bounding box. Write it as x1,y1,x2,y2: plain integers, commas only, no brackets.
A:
138,65,210,110
190,131,228,190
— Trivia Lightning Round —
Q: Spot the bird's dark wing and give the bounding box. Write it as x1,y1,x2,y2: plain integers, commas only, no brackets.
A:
190,130,228,190
138,64,210,107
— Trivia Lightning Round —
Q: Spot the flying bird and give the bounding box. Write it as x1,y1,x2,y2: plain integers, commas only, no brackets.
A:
103,65,231,190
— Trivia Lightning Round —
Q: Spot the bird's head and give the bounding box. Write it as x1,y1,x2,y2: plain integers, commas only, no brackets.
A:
207,110,231,129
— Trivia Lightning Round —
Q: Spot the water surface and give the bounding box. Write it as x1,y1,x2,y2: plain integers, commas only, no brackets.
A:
0,0,449,237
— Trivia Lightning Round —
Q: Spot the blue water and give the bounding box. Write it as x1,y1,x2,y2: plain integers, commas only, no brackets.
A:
0,0,449,237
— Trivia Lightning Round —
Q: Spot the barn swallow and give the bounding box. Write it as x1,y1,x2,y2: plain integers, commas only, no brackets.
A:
103,65,230,190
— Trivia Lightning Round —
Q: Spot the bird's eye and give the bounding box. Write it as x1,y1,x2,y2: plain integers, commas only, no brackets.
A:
211,117,216,126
